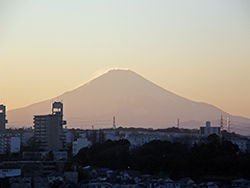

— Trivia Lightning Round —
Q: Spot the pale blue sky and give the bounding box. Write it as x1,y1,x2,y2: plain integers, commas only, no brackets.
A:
0,0,250,118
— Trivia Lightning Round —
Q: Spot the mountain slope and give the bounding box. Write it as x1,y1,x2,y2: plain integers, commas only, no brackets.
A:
7,69,250,135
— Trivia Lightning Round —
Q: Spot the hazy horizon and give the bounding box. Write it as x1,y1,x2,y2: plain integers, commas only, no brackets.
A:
1,1,250,119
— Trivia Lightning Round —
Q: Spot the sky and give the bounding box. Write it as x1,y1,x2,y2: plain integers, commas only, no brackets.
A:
0,0,250,119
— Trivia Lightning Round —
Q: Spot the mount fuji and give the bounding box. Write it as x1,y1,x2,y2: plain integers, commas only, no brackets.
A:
7,69,250,135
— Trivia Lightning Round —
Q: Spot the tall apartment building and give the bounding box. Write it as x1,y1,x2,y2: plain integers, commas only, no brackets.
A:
0,105,7,132
34,102,66,151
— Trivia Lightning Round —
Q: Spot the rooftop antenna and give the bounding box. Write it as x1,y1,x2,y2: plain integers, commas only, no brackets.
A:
113,116,116,129
227,117,230,132
220,115,224,130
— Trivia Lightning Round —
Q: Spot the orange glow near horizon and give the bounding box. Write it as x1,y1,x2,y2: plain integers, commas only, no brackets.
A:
0,1,250,119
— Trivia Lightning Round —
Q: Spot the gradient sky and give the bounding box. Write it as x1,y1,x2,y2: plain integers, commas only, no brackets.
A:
0,1,250,119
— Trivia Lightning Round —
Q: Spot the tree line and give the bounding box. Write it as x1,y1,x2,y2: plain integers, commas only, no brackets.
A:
72,134,250,182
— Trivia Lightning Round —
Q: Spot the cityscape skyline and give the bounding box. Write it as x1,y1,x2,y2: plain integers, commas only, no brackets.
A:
1,1,250,119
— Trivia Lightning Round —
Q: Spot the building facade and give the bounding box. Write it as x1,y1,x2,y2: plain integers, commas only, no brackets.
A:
10,137,21,153
0,104,7,132
0,133,23,154
34,102,66,151
199,121,221,136
230,139,248,153
72,134,92,156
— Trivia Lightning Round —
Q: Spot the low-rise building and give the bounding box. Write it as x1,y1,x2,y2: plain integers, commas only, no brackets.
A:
64,171,78,184
9,177,32,188
80,182,112,188
48,172,65,187
72,134,92,156
33,177,49,188
3,160,57,176
199,121,221,136
231,178,250,187
10,137,21,153
230,139,248,153
0,166,21,178
23,150,67,160
64,127,74,145
0,133,23,154
198,182,219,188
